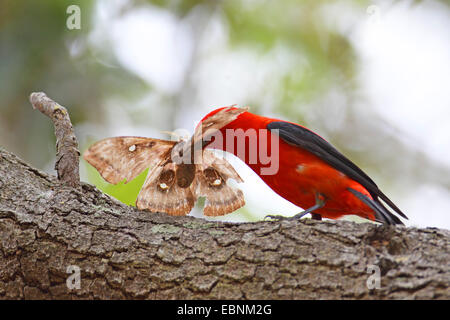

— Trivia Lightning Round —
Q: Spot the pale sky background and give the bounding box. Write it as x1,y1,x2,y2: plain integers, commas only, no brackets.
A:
81,0,450,229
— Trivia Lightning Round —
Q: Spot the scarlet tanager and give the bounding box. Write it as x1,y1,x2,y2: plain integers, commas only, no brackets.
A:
195,106,407,225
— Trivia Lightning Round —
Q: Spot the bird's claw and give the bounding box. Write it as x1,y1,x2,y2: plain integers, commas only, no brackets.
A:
264,214,288,221
265,211,314,221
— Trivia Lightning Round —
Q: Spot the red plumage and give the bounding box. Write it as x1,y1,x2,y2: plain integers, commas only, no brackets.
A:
198,107,407,225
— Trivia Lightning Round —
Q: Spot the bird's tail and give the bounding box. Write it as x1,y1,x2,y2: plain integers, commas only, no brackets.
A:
348,188,404,225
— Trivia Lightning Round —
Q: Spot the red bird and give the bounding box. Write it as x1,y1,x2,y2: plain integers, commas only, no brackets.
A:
195,106,407,225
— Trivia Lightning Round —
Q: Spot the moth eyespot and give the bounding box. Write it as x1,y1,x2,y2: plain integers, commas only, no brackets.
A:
158,169,175,191
203,167,224,188
128,145,136,152
159,183,169,190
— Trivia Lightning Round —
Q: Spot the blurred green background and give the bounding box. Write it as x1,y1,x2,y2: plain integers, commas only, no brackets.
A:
1,0,449,228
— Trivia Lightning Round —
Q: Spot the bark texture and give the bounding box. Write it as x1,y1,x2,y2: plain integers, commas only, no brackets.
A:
29,92,80,189
0,148,449,300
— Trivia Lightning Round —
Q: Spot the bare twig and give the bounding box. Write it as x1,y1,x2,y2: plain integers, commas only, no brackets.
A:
29,92,80,188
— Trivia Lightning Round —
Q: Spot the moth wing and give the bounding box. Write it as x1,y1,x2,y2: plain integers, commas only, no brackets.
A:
192,150,245,216
205,152,244,183
136,162,196,216
83,136,175,184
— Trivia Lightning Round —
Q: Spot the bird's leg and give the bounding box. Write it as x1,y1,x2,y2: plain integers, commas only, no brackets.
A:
265,193,326,221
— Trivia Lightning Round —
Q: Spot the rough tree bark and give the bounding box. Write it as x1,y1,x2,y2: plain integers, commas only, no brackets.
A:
0,147,449,299
0,92,449,299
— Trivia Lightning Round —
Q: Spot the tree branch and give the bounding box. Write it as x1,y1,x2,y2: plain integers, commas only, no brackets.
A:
0,147,449,299
0,93,448,299
29,92,80,189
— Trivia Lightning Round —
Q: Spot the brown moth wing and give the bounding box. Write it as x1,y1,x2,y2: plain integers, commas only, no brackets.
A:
83,136,175,184
190,106,248,148
136,162,196,216
208,154,244,183
192,150,245,216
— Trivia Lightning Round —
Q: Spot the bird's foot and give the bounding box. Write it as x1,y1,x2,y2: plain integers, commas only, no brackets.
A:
264,212,309,221
264,194,326,222
264,214,288,221
265,211,324,222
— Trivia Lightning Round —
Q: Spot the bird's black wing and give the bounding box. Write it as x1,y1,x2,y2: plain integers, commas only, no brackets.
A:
267,121,407,224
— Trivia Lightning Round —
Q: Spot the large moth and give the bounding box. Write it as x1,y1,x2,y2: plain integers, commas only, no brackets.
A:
83,135,245,216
